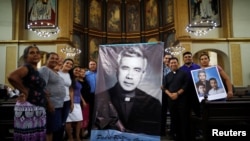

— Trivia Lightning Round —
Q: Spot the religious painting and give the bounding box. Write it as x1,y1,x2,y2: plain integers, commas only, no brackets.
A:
73,0,84,25
163,0,174,25
107,2,121,32
191,66,227,103
189,0,221,27
165,32,175,49
72,32,82,65
145,0,158,30
89,0,102,30
26,0,58,29
126,2,140,32
89,37,102,61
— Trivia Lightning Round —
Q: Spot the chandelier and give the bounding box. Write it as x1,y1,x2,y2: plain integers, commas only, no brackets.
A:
61,46,81,57
165,40,185,56
27,22,60,38
185,20,217,36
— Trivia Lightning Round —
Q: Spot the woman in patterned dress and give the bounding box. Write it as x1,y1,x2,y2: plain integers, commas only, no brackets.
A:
8,45,53,141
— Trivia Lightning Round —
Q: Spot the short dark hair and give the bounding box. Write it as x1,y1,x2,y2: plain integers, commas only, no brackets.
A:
209,77,217,83
199,52,210,60
46,52,58,60
63,58,74,64
169,57,179,62
183,51,192,57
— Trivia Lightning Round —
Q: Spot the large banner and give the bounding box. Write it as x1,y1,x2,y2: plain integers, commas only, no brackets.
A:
91,42,164,141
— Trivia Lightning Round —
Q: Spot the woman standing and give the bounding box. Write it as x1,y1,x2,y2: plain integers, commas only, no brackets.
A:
8,45,52,141
57,58,74,140
65,66,86,141
199,52,234,99
78,67,91,138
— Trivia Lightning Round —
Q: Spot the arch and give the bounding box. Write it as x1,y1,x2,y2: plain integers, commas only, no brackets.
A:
17,51,48,67
193,49,230,76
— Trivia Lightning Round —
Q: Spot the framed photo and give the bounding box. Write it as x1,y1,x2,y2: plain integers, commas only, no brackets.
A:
26,0,58,29
191,66,227,102
188,0,221,27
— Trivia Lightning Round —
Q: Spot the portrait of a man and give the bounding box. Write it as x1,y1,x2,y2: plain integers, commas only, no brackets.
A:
92,43,163,140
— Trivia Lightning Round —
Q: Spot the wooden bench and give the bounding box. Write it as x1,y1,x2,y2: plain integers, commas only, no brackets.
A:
191,99,250,140
0,99,15,141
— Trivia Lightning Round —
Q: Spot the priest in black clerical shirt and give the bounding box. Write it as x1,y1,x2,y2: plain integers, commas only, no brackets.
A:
163,57,190,141
93,47,161,136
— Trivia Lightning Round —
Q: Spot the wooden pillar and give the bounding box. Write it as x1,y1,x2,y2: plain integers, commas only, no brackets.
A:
174,0,190,38
57,0,73,40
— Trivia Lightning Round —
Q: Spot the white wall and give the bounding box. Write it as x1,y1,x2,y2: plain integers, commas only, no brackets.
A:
0,0,13,40
232,0,250,37
240,43,250,86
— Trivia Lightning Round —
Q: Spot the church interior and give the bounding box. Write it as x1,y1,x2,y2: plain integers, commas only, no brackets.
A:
0,0,250,140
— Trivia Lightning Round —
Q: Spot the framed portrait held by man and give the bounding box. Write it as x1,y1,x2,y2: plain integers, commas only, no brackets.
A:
191,66,227,102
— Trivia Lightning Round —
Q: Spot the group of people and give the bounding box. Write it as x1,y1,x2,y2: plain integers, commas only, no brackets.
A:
162,51,233,140
7,44,234,141
7,45,97,141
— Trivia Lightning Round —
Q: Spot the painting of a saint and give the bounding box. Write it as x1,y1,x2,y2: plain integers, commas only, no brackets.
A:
107,4,120,32
74,0,81,24
89,38,100,61
27,0,57,28
89,0,101,29
127,4,140,32
165,0,174,24
145,0,158,29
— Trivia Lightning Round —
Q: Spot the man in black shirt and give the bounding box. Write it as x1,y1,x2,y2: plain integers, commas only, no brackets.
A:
163,57,189,141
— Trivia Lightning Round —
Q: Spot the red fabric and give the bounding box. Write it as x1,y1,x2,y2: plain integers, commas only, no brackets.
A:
82,104,89,128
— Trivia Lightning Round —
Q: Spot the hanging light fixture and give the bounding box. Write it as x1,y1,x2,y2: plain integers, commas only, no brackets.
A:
27,22,60,38
61,46,81,57
185,20,217,36
165,40,185,56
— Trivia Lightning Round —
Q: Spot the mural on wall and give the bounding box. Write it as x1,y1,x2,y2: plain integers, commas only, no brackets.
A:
73,0,83,25
164,0,174,25
26,0,57,28
145,0,158,29
126,2,140,32
165,32,175,49
89,37,102,61
189,0,221,26
107,3,121,32
89,0,102,30
73,33,82,65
